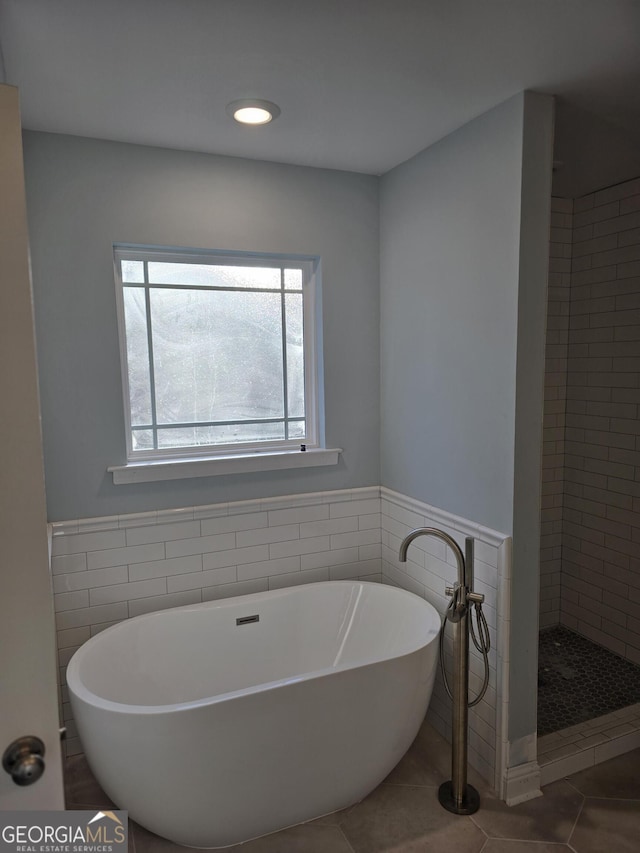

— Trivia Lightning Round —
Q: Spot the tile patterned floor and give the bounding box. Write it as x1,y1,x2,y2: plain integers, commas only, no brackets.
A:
65,720,640,852
537,625,640,737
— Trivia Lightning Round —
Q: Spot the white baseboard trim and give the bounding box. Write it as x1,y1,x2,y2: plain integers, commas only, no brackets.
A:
502,761,542,806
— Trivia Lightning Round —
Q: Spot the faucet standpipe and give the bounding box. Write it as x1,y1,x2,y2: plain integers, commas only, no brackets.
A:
399,527,490,816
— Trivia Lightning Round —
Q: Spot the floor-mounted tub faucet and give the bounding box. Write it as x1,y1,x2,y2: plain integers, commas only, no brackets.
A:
399,527,489,816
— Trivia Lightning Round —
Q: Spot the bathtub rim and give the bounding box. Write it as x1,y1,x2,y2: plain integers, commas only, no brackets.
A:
67,580,441,717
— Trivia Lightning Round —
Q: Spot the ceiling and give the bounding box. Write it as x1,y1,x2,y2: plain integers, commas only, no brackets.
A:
1,0,639,181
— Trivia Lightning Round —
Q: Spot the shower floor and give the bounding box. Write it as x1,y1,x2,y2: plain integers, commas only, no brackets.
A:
537,625,640,736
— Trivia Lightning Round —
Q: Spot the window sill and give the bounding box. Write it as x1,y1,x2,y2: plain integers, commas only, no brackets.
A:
108,448,342,484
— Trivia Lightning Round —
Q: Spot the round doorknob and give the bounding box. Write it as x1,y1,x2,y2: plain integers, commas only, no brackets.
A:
2,736,45,786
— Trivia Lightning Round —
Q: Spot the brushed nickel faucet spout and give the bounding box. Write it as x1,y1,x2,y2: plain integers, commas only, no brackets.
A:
399,527,468,622
399,527,465,581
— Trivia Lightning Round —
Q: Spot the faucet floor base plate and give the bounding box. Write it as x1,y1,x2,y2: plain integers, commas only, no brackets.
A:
438,781,480,815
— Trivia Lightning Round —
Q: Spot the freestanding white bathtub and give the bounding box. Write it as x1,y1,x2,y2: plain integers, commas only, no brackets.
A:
67,580,441,848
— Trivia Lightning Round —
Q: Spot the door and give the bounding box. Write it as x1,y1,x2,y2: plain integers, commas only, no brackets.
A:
0,83,64,809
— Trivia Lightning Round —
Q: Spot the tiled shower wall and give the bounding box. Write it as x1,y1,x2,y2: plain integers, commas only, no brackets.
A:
540,175,640,666
563,176,640,664
539,197,573,628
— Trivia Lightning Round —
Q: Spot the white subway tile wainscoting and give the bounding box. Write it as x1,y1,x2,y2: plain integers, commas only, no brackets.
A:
52,487,382,757
379,487,512,798
51,484,514,798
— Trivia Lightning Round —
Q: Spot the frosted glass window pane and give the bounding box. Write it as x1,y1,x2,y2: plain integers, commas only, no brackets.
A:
286,293,305,419
288,421,306,439
150,289,284,424
284,269,303,291
123,288,152,426
147,263,281,289
157,422,285,449
131,429,154,451
122,260,144,283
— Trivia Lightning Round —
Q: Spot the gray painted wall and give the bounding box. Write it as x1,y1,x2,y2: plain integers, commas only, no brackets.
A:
380,92,554,762
379,94,526,535
23,132,380,521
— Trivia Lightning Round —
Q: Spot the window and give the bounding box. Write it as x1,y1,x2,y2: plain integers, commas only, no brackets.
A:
114,246,321,466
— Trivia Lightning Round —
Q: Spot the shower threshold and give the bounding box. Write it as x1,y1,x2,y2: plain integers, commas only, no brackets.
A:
537,625,640,785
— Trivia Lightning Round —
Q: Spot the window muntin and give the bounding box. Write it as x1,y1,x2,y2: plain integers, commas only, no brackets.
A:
114,247,319,461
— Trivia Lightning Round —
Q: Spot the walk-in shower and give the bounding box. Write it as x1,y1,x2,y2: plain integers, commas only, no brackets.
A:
538,178,640,770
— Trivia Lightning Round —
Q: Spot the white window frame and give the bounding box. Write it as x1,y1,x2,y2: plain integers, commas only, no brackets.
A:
110,245,336,481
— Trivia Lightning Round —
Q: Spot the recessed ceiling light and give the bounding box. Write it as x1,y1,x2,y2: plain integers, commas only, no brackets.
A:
226,99,281,126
